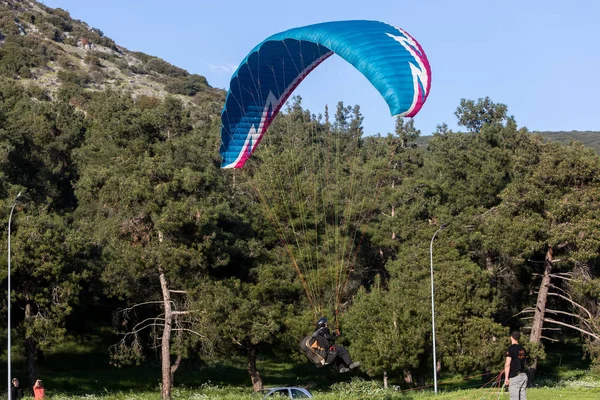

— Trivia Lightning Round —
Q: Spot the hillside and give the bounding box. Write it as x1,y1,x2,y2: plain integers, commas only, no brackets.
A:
533,130,600,154
3,1,598,152
415,131,600,154
0,0,224,113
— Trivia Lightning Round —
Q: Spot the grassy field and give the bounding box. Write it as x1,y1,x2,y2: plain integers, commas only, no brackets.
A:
2,337,599,399
33,385,600,399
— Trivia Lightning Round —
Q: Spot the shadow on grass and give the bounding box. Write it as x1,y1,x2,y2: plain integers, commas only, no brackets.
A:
4,355,355,395
535,341,592,382
0,339,592,397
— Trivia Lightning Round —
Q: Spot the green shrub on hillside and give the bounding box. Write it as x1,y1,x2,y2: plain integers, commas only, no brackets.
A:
96,35,118,50
25,83,50,101
70,28,118,52
91,27,104,37
49,7,72,21
57,69,91,87
56,84,90,108
127,64,147,75
89,50,118,64
84,54,102,67
113,58,129,72
22,11,43,26
165,74,208,96
44,13,73,32
17,65,32,79
0,14,20,35
57,54,78,70
38,21,64,42
145,57,188,77
0,35,56,76
135,95,161,110
89,67,105,84
130,51,154,64
63,36,78,46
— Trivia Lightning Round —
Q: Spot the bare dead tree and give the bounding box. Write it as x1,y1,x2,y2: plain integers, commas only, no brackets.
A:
109,272,212,400
517,256,600,376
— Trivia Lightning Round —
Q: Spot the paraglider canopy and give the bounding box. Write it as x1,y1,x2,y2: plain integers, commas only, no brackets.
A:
220,20,431,169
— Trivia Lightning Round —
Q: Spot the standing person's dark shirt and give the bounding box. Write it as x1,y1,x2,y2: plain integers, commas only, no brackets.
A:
506,344,527,378
11,385,23,400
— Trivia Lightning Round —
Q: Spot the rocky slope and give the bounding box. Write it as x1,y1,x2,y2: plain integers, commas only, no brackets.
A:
0,0,224,115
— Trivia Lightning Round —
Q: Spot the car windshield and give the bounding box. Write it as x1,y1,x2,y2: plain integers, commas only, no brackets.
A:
269,389,289,398
291,389,310,398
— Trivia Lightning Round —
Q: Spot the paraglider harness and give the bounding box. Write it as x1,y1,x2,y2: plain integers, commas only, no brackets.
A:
299,333,338,367
299,312,340,368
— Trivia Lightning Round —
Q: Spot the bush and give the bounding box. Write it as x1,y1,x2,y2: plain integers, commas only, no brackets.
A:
44,14,73,32
165,74,208,96
18,66,32,79
96,36,118,51
0,15,19,36
193,88,225,106
136,95,161,110
57,70,90,87
89,67,105,84
57,55,77,70
23,11,42,26
51,8,72,21
130,51,154,64
127,64,147,75
114,59,129,72
39,22,64,42
89,50,118,63
70,26,118,52
57,85,89,108
63,36,78,47
25,84,50,101
330,377,388,396
145,57,188,77
84,54,102,67
0,36,55,76
91,27,104,37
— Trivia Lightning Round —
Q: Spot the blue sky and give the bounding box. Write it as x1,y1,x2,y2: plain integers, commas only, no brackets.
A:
44,0,600,137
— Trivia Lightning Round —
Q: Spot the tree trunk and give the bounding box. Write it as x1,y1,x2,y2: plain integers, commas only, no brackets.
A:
383,370,388,389
25,296,37,390
159,270,173,400
25,338,37,392
170,353,182,385
529,245,553,374
485,252,494,273
403,369,413,384
247,345,263,392
391,205,396,240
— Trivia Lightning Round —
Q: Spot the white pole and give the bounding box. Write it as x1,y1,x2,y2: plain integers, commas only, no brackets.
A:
7,192,21,399
430,224,445,395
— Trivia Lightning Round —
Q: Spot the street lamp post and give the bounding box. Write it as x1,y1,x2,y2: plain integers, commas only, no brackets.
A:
430,224,446,395
7,192,21,399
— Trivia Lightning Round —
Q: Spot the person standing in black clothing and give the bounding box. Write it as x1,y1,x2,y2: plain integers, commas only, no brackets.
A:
312,317,360,373
10,378,23,400
504,331,528,400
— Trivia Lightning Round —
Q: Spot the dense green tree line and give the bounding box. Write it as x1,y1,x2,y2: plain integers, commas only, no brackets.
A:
0,70,599,399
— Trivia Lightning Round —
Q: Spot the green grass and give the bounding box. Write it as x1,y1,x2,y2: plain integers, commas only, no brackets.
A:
2,336,599,399
33,386,600,399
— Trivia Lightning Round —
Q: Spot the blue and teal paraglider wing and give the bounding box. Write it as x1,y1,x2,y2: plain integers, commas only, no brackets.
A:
220,20,431,169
